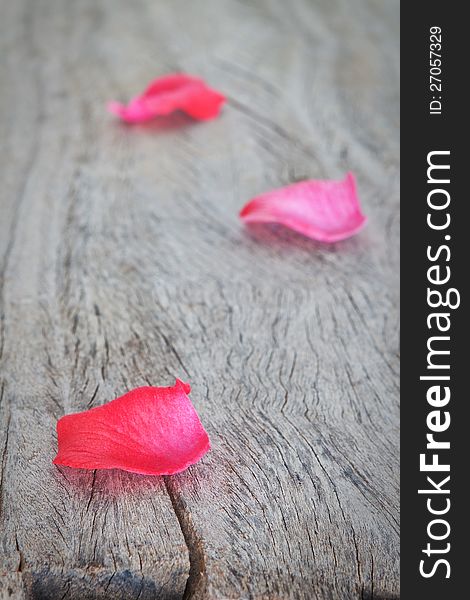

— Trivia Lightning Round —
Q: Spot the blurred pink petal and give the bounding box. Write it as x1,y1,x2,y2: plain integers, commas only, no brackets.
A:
240,172,367,242
108,73,226,123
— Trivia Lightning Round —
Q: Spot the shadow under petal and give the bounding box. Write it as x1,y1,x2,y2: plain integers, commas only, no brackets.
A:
110,111,199,136
241,222,371,256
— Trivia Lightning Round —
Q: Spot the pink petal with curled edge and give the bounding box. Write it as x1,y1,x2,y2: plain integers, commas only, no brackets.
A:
108,73,226,123
240,172,367,243
53,380,210,476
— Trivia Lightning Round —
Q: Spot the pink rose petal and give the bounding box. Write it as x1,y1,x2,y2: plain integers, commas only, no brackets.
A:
53,380,210,476
108,73,226,123
240,172,367,242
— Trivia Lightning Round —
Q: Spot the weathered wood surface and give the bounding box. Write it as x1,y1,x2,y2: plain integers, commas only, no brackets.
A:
0,0,399,598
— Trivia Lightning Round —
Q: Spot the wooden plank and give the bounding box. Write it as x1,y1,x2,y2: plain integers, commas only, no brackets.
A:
0,0,399,598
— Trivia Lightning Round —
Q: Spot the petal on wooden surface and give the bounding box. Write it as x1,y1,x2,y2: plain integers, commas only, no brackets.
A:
53,380,210,476
240,173,367,242
108,73,225,123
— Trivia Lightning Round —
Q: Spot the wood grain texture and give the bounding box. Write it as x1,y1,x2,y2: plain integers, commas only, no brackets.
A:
0,0,399,598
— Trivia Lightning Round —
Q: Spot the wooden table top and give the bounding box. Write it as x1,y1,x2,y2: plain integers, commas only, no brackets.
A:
0,0,399,598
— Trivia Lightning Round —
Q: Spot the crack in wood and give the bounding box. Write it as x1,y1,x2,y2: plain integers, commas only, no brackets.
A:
164,476,207,600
